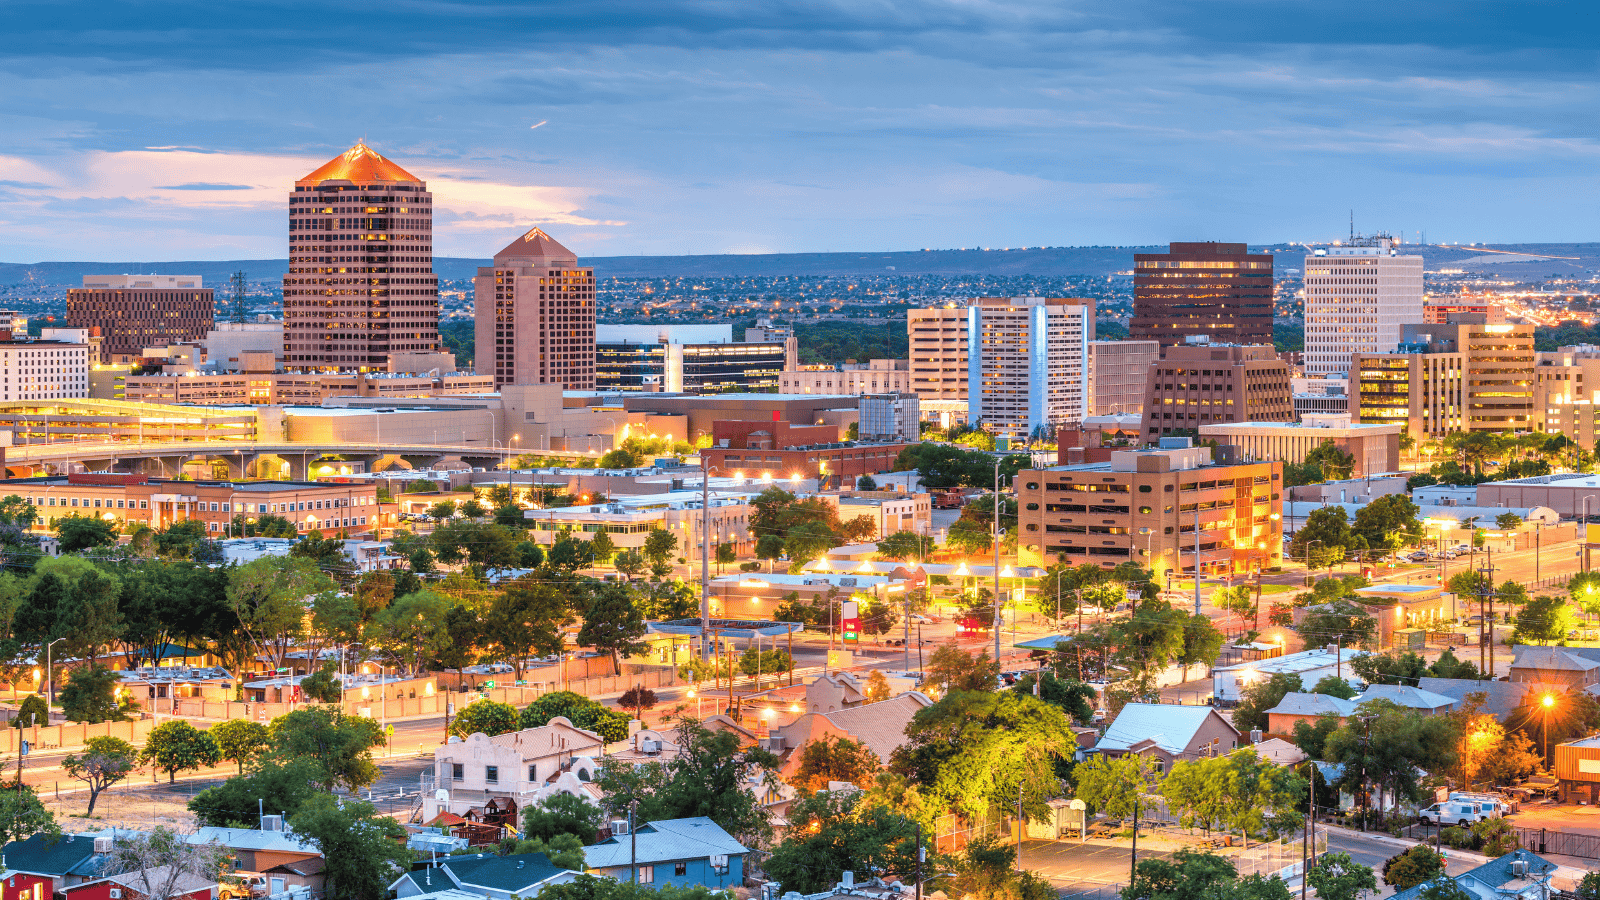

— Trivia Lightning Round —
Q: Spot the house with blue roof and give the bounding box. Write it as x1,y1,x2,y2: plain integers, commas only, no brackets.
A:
1389,849,1557,900
390,852,580,900
583,817,747,890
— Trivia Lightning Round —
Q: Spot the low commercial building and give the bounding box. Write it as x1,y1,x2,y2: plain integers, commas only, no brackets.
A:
1212,647,1368,703
700,440,910,481
1354,317,1535,437
1139,340,1293,441
1197,419,1401,478
8,472,381,535
1016,443,1283,577
780,359,911,395
523,489,756,556
821,490,932,540
122,370,493,405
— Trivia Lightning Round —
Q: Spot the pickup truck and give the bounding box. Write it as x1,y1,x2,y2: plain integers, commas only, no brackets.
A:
1520,775,1559,798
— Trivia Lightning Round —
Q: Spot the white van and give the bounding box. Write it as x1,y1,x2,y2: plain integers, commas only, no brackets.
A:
1419,800,1490,826
1450,791,1511,817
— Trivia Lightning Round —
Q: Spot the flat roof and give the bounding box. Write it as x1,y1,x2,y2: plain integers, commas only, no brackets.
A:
1199,421,1400,433
650,619,804,638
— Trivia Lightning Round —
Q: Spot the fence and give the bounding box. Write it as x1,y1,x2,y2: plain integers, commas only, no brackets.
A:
1233,832,1328,880
0,716,159,755
1512,827,1600,861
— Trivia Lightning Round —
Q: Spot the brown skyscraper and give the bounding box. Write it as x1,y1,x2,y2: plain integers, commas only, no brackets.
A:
67,274,213,364
474,228,596,389
1132,242,1273,348
282,142,439,371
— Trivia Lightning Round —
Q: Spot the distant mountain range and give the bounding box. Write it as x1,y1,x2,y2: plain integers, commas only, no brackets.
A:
2,242,1596,285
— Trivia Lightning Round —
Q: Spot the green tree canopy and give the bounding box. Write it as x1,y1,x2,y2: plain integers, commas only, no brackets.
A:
1351,494,1424,551
189,757,324,827
140,720,222,783
1233,673,1302,734
522,791,605,845
63,735,137,815
1290,507,1353,569
764,789,922,894
450,699,519,738
290,794,410,900
267,705,386,791
789,734,883,793
210,719,270,773
1382,845,1445,891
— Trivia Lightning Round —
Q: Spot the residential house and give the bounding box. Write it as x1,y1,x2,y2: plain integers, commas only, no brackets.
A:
64,867,217,900
1,831,127,900
424,721,606,820
1095,703,1241,772
1263,693,1357,736
584,818,747,890
1358,684,1457,714
1253,738,1307,766
1212,647,1368,703
1508,646,1600,691
1388,850,1557,900
185,827,323,896
391,853,580,900
773,692,934,779
1417,677,1532,723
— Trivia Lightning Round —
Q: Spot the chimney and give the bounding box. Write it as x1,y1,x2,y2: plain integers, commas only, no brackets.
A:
1250,729,1262,743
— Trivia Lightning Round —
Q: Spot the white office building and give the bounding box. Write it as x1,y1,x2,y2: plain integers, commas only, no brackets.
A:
968,297,1091,439
1303,234,1424,378
0,333,91,402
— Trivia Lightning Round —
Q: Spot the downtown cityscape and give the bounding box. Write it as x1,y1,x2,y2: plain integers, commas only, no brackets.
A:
1,5,1599,900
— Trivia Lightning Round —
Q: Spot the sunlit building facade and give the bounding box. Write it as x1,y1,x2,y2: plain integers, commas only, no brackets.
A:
474,228,596,389
1132,243,1274,348
1303,235,1424,378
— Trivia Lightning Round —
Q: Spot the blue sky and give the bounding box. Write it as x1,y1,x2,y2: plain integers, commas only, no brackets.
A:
1,0,1597,261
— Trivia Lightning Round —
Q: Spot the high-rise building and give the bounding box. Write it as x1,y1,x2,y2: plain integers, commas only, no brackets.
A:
1425,300,1504,325
1139,340,1294,440
908,305,971,409
1016,443,1283,576
1088,340,1161,415
743,319,799,370
1353,317,1534,437
1132,243,1274,348
282,142,439,371
968,297,1091,439
66,275,213,364
1303,235,1424,378
594,324,781,393
474,228,595,390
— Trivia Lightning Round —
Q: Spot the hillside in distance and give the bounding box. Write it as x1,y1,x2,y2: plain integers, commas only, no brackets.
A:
2,242,1597,285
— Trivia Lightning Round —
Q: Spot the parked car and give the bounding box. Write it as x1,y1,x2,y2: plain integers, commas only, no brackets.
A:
1409,551,1429,562
1419,800,1491,826
909,614,940,624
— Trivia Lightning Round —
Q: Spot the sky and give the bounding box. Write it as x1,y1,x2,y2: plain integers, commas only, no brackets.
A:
1,0,1598,262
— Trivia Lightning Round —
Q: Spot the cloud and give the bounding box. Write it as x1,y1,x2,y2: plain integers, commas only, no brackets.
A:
156,182,255,190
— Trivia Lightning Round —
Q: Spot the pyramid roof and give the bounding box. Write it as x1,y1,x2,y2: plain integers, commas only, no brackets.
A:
493,227,579,267
298,142,421,185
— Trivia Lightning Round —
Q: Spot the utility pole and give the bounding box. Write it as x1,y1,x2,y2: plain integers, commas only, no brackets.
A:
700,455,711,660
1193,507,1202,616
994,456,1002,664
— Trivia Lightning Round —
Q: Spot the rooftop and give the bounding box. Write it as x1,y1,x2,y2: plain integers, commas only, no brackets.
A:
584,817,748,868
299,141,421,185
1214,646,1366,675
1099,703,1234,756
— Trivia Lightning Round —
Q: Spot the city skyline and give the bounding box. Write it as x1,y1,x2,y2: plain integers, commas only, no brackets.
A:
1,2,1597,264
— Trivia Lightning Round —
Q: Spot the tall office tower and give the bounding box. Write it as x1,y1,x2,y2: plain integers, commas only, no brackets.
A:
908,306,971,417
1303,234,1423,378
1132,242,1274,348
1139,340,1294,440
474,227,595,389
1353,316,1533,438
967,297,1091,439
282,142,439,371
1088,340,1161,415
67,275,214,364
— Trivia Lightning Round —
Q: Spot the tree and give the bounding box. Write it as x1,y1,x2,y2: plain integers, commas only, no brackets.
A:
589,529,617,563
13,694,46,728
945,834,1056,900
449,698,519,737
755,533,786,571
1233,673,1302,733
1290,507,1353,569
1382,845,1445,890
1326,700,1458,810
1291,714,1341,760
520,691,632,742
210,719,270,774
109,827,230,900
1161,750,1303,839
63,735,137,815
189,757,323,827
876,531,927,563
1075,752,1154,821
578,583,649,674
619,685,658,720
428,499,458,522
1351,651,1429,686
891,690,1077,820
1351,494,1424,551
1298,599,1377,649
60,665,130,724
1311,674,1357,699
140,720,222,783
481,574,571,681
290,793,411,900
642,528,678,569
864,669,892,703
56,514,119,553
923,642,1000,695
1014,671,1096,724
227,555,335,677
1514,592,1575,645
1214,585,1256,621
1121,849,1254,900
714,542,737,574
1576,872,1600,900
595,717,781,847
614,549,645,580
289,530,356,585
458,498,488,519
299,663,343,704
541,876,728,900
268,705,385,791
764,789,922,894
522,791,604,844
790,734,883,793
0,784,57,848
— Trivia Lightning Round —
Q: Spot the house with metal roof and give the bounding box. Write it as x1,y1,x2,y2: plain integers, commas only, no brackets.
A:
583,817,747,890
1509,646,1600,691
1264,692,1359,735
1359,684,1457,714
1095,703,1241,771
1388,849,1557,900
1,830,138,900
1417,677,1531,723
391,852,580,900
1212,647,1367,703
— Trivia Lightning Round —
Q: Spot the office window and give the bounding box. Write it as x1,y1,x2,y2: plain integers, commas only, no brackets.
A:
486,765,499,783
140,501,149,509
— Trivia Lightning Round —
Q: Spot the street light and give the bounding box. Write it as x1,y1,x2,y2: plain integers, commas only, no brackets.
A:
1542,692,1556,769
44,637,65,706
